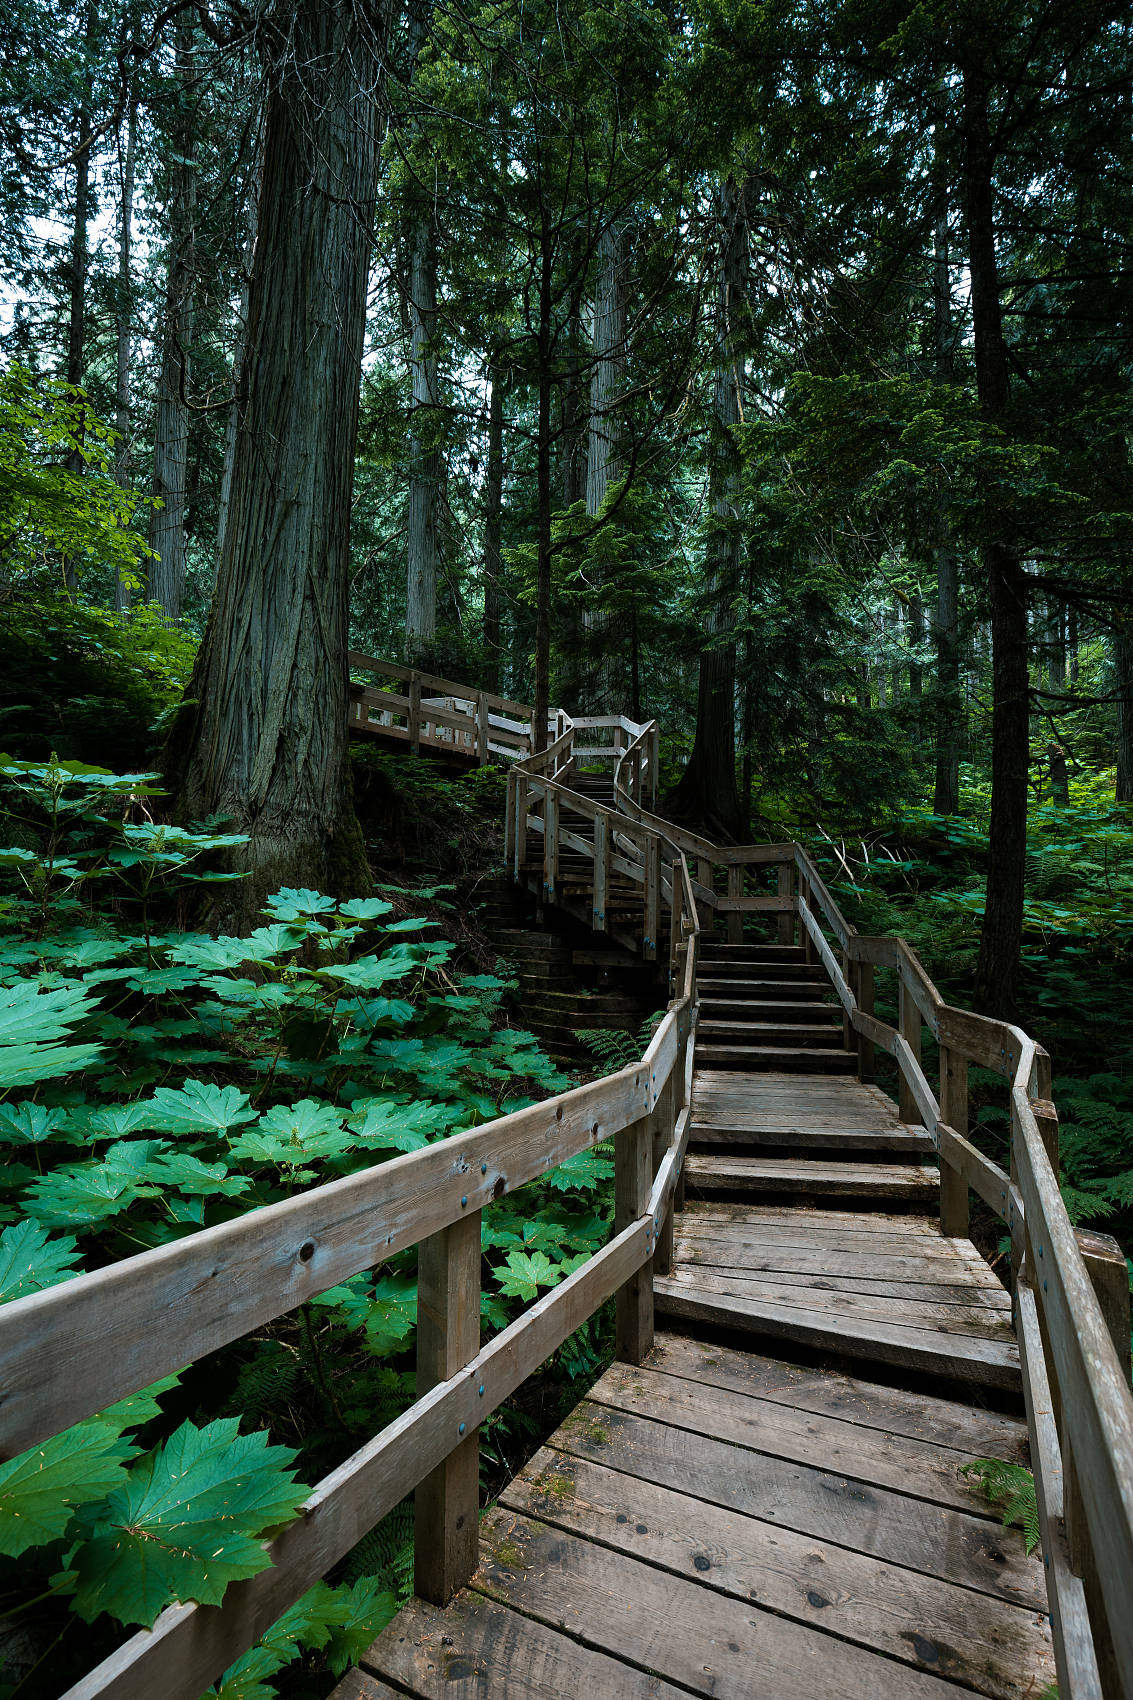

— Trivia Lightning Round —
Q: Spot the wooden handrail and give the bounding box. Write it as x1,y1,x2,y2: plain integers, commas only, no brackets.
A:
12,651,1129,1700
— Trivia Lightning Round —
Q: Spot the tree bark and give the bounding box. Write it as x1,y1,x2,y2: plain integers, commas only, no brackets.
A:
405,206,442,658
168,0,383,920
582,219,627,711
932,211,962,815
668,176,747,839
1047,600,1069,804
217,130,263,569
533,215,553,754
964,54,1030,1020
113,92,137,612
63,0,96,591
1116,626,1133,803
148,18,197,621
483,364,504,694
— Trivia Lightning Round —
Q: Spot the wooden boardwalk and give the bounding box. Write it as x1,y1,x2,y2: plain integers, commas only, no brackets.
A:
340,947,1055,1700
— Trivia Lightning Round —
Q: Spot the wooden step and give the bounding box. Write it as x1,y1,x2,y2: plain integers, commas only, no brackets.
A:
696,977,831,1000
689,1121,934,1153
698,998,837,1019
684,1154,939,1198
654,1279,1021,1390
697,960,828,980
698,1020,841,1047
698,944,807,963
694,1044,857,1072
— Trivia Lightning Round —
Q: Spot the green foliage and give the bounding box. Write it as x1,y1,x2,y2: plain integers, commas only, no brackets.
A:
0,764,611,1693
0,362,150,589
960,1459,1041,1555
573,1011,664,1078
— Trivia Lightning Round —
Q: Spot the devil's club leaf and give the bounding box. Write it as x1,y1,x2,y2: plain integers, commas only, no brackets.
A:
0,1219,82,1303
69,1418,306,1626
142,1079,257,1136
0,1423,133,1557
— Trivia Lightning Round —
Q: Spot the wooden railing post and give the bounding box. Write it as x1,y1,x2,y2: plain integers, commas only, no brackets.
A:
615,1109,654,1364
776,861,794,947
649,727,659,808
643,831,661,961
897,972,922,1125
841,948,854,1052
408,670,422,757
414,1211,481,1605
726,862,743,945
543,786,558,902
856,959,875,1080
514,776,528,874
477,694,490,766
938,1044,970,1237
652,1072,677,1276
593,811,609,933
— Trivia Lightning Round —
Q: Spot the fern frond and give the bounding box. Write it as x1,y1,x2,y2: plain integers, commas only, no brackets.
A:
960,1459,1040,1554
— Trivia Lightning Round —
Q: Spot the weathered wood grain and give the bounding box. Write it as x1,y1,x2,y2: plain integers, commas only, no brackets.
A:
645,1333,1026,1456
654,1282,1020,1388
474,1508,974,1698
59,1219,652,1700
554,1400,1044,1607
504,1449,1054,1700
0,1063,659,1458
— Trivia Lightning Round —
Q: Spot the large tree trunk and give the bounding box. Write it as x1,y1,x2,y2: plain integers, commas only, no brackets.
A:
217,134,263,569
168,0,382,920
405,208,442,658
668,177,746,839
560,261,586,507
533,223,553,754
113,92,137,612
483,364,504,694
932,211,962,815
1116,625,1133,803
1046,600,1070,804
965,55,1031,1020
582,220,627,711
148,19,197,621
63,0,96,591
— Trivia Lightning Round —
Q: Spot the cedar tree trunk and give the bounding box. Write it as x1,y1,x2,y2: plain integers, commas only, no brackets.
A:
168,0,382,921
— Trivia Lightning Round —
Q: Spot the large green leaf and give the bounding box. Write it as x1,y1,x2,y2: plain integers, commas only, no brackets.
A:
0,1219,82,1303
0,1423,132,1558
141,1079,257,1136
345,1097,449,1152
69,1418,307,1626
229,1101,353,1165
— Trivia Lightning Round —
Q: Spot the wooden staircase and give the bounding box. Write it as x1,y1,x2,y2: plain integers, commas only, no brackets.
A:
694,938,854,1071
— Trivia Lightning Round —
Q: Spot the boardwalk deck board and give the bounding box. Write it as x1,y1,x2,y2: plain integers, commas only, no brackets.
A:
338,947,1054,1700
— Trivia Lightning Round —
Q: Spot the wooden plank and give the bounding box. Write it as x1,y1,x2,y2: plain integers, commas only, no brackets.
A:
592,811,608,932
654,1284,1020,1389
898,975,923,1126
938,1045,970,1238
674,1235,1005,1286
684,1155,939,1198
936,1122,1014,1222
615,1108,654,1363
675,1215,990,1256
328,1669,403,1700
414,1213,481,1605
589,1360,1019,1506
504,1449,1055,1700
1016,1282,1102,1700
679,1199,942,1233
676,1253,1010,1309
475,1509,971,1699
689,1122,934,1151
646,1333,1026,1455
60,1218,653,1700
2,1064,656,1459
554,1399,1044,1607
361,1591,692,1699
658,1267,1015,1340
1013,1086,1133,1692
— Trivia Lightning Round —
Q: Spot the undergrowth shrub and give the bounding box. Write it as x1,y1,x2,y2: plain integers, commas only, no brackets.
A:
0,760,616,1698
